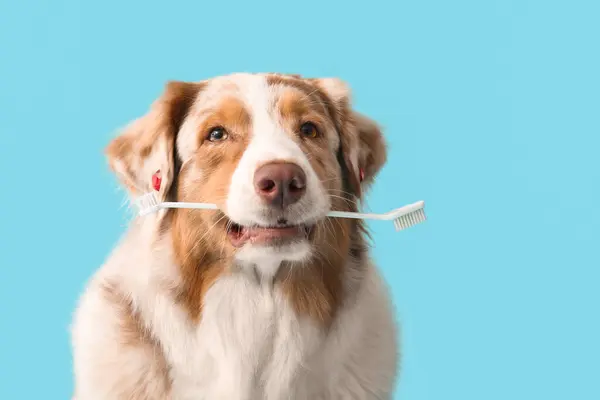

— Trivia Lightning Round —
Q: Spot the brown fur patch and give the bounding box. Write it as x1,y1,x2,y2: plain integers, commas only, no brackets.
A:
266,74,341,129
196,96,252,148
105,81,204,195
353,112,387,187
100,280,172,398
279,90,310,123
277,205,358,326
100,280,151,346
168,96,252,322
170,209,231,322
268,75,369,326
277,89,333,133
267,74,369,196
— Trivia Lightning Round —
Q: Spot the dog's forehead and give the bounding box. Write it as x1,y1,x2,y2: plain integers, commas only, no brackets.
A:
194,73,314,113
200,73,264,100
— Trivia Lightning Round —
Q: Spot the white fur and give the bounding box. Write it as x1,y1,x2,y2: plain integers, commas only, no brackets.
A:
71,73,399,399
72,223,398,399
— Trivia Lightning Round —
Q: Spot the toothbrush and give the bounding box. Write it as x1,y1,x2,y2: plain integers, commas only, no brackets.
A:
134,192,426,232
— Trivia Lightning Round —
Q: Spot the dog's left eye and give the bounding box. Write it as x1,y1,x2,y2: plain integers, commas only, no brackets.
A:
299,122,319,138
207,127,228,142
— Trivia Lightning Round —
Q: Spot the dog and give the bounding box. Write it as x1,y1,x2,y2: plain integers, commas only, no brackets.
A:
71,72,399,399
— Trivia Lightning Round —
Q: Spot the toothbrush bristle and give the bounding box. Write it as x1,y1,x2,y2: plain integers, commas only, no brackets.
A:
135,193,159,215
393,208,426,231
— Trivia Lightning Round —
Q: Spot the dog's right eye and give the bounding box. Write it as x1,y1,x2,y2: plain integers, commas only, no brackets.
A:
299,122,319,139
207,127,229,142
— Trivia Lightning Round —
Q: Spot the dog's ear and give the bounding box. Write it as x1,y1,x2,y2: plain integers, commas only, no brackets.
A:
312,78,387,198
105,81,201,200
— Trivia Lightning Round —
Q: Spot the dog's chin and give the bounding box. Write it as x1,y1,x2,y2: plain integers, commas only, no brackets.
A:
226,219,317,265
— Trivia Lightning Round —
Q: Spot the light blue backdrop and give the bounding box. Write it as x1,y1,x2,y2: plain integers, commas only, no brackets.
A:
1,0,598,399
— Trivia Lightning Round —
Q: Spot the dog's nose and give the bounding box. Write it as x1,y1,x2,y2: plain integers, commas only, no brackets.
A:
254,162,307,208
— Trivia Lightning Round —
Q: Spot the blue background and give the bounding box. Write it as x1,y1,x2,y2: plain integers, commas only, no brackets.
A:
1,0,598,399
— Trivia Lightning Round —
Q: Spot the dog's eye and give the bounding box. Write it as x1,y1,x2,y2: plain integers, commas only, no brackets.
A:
207,127,228,142
299,122,319,139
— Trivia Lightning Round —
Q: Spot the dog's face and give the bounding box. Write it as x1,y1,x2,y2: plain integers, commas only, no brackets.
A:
106,73,386,274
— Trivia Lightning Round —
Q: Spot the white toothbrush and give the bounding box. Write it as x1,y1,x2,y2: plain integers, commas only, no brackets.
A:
134,192,426,232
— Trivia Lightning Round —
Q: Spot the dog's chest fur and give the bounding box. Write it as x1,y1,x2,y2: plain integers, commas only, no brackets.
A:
137,258,327,399
74,223,397,400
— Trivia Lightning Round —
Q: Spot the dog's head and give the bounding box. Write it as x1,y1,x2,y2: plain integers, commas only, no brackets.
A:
106,73,386,274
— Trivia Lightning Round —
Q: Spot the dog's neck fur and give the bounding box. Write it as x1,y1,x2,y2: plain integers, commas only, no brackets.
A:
132,208,371,331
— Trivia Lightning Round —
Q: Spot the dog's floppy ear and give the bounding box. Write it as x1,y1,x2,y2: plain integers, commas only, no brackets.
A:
313,78,387,198
105,81,201,200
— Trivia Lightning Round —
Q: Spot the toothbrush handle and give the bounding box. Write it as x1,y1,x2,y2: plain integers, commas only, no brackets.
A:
161,202,219,210
326,211,383,220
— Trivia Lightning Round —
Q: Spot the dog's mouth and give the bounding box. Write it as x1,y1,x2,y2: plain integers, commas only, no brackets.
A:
227,220,314,248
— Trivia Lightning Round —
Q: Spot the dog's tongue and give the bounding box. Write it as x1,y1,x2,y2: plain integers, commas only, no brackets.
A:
229,226,301,247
